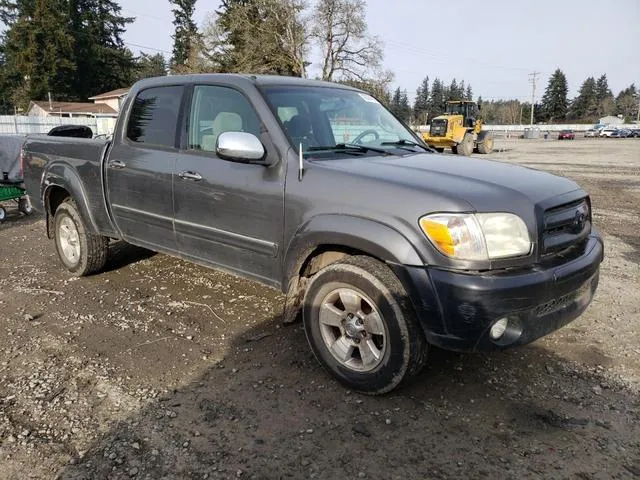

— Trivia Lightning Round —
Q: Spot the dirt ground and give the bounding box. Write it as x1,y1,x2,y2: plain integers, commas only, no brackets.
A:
0,138,639,480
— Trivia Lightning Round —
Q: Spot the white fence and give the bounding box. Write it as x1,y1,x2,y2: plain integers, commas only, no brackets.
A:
416,123,637,133
482,124,637,132
0,115,116,137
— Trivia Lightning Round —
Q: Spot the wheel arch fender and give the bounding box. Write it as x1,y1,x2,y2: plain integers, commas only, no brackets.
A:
283,214,423,286
43,163,99,236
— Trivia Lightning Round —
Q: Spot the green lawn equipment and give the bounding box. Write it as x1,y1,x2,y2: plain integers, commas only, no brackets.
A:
0,182,33,222
1,135,32,222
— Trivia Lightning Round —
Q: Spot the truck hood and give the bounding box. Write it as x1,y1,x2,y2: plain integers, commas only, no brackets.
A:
310,153,581,212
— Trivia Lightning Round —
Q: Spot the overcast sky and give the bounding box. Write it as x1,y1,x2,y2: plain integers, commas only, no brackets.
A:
120,0,640,101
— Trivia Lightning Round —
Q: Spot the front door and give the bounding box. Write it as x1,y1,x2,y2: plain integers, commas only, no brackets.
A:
173,84,285,286
106,85,184,252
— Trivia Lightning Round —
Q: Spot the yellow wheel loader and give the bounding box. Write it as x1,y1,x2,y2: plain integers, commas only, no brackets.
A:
421,101,493,156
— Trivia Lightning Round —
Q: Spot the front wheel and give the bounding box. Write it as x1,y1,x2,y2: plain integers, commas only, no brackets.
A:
302,256,427,394
457,133,474,156
53,199,108,276
0,206,6,223
477,133,494,154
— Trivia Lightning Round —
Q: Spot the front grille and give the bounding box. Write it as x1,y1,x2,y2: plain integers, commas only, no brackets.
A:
430,119,447,137
541,198,591,255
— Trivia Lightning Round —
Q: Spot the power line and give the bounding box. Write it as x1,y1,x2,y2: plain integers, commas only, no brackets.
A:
124,42,171,55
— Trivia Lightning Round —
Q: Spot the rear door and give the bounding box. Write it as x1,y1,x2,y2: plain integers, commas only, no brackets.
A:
173,84,285,286
106,85,184,252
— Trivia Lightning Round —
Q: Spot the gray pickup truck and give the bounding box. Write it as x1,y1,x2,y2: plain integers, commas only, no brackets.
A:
23,74,603,394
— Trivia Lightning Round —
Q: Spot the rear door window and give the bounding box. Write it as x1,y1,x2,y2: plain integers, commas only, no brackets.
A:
126,86,184,148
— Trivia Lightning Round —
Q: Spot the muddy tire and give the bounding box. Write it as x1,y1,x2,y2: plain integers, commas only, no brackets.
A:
477,132,494,154
457,133,474,156
302,256,427,394
53,199,108,276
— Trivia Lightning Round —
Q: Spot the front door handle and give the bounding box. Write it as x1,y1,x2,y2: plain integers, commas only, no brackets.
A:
109,160,126,169
178,171,202,181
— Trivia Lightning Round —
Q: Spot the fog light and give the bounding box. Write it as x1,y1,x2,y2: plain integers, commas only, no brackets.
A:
490,318,509,340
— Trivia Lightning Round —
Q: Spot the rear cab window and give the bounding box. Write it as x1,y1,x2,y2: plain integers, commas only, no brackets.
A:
126,86,184,148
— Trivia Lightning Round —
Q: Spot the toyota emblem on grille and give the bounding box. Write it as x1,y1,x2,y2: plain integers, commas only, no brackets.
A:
571,209,587,233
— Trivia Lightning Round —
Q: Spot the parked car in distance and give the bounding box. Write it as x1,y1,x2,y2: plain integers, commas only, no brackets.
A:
600,127,618,137
610,129,626,138
558,129,575,140
584,129,598,138
21,74,604,394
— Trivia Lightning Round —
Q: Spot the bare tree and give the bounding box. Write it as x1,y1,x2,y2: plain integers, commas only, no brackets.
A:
311,0,383,81
504,100,521,125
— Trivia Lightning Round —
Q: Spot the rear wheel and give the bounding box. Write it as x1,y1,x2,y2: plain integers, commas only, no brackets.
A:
0,206,6,223
53,199,108,276
457,133,474,156
302,256,427,394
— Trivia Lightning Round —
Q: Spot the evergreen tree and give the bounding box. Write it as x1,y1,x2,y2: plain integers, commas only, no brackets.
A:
465,84,473,101
447,78,460,100
615,84,638,121
429,78,445,117
0,0,135,111
398,89,411,123
213,0,306,76
389,87,401,117
135,53,167,80
169,0,198,70
1,0,75,109
595,74,612,101
412,75,429,124
69,0,136,100
595,74,615,116
540,68,568,122
569,76,598,121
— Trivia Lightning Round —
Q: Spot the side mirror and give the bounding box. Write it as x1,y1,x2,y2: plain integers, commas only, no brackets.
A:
216,131,270,165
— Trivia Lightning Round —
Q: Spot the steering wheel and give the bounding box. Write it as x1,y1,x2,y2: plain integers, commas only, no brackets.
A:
353,129,380,144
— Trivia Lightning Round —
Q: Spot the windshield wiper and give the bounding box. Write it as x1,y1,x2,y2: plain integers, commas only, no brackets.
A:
307,143,390,155
380,139,432,152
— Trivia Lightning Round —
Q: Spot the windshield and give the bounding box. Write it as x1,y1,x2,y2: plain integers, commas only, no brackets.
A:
261,86,421,156
445,103,465,115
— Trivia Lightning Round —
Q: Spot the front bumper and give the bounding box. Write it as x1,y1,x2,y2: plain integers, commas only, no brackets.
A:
393,233,604,352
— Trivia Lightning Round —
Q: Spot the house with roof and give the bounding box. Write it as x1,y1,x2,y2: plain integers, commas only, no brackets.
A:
27,100,118,118
88,87,130,113
27,86,130,119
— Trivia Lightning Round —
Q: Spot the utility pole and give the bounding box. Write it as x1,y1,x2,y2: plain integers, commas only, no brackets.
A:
528,72,539,126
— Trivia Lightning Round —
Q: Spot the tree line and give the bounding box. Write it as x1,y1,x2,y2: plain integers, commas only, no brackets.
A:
1,1,637,125
0,0,167,114
479,70,637,125
0,0,390,114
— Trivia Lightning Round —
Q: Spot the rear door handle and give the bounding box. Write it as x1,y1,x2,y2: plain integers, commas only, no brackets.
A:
179,171,202,181
109,160,126,169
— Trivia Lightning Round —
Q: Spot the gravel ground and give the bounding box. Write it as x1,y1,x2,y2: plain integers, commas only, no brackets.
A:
0,138,639,480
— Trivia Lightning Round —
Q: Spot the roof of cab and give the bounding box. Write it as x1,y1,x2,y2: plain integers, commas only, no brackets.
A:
132,73,360,92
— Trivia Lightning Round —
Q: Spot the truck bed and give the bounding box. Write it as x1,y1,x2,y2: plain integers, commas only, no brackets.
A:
22,136,117,236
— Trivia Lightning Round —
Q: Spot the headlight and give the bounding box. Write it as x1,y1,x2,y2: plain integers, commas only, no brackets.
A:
419,213,531,261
